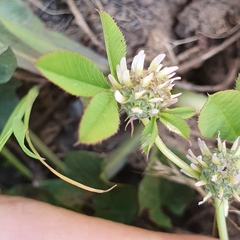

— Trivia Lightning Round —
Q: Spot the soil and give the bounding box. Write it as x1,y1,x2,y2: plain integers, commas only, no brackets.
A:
7,0,240,239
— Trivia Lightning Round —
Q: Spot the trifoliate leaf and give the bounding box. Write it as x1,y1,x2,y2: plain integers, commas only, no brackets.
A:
139,175,171,228
162,106,195,119
160,113,190,139
79,92,119,144
36,51,110,97
99,11,126,79
198,90,240,141
141,117,158,155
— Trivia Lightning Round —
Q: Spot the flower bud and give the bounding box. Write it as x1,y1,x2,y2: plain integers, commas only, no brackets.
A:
186,134,240,216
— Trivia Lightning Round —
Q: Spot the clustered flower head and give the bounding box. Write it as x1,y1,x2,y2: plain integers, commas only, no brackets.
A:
108,50,181,119
187,134,240,216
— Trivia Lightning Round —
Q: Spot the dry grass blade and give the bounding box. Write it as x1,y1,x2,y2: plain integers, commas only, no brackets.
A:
66,0,103,48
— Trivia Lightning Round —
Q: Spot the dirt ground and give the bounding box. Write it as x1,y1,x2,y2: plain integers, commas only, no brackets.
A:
13,0,240,239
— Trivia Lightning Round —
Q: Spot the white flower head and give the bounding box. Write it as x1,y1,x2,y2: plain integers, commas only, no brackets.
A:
108,50,181,119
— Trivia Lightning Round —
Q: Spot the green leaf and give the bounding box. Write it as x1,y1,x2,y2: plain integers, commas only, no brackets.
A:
64,151,138,224
139,174,194,228
235,74,240,91
139,175,171,228
36,51,110,97
64,150,106,190
23,86,39,127
12,87,39,159
4,184,57,204
198,90,240,140
0,96,26,151
40,179,86,211
162,106,195,119
141,118,158,155
1,19,57,53
174,87,207,112
94,185,138,224
0,0,108,74
160,113,190,139
79,92,119,144
99,11,126,79
12,120,39,159
0,78,20,132
0,44,17,84
159,179,194,215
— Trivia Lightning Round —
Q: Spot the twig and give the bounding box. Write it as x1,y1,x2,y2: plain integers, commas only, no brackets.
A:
226,217,240,231
177,29,240,74
31,91,68,130
91,0,104,10
168,35,198,47
199,24,240,40
174,46,199,64
28,0,71,15
176,58,240,92
65,0,103,48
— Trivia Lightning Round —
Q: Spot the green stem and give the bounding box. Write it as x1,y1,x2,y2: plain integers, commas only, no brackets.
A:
214,198,229,240
141,118,199,179
1,146,33,180
103,125,143,179
29,131,65,172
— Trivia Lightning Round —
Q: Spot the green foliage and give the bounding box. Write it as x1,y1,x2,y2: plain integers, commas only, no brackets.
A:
158,179,194,215
0,79,20,132
141,118,158,155
0,0,108,73
35,12,127,144
162,106,195,119
99,11,126,79
0,87,39,159
0,44,17,84
0,97,26,151
139,175,171,228
79,92,119,144
40,179,86,210
160,112,190,139
139,174,194,229
235,74,240,91
43,150,137,224
94,185,138,224
65,151,138,223
64,151,105,188
198,90,240,141
36,51,110,97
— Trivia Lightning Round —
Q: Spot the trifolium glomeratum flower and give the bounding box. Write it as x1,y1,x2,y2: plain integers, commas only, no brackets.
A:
186,134,240,216
108,50,181,120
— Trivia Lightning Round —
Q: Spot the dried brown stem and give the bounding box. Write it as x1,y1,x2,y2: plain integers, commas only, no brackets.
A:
28,0,71,15
178,30,240,75
65,0,102,48
176,58,240,92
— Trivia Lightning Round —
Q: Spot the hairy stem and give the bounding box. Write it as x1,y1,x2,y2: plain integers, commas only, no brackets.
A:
141,118,199,179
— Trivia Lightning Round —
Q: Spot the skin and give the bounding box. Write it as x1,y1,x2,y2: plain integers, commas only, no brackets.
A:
0,195,216,240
